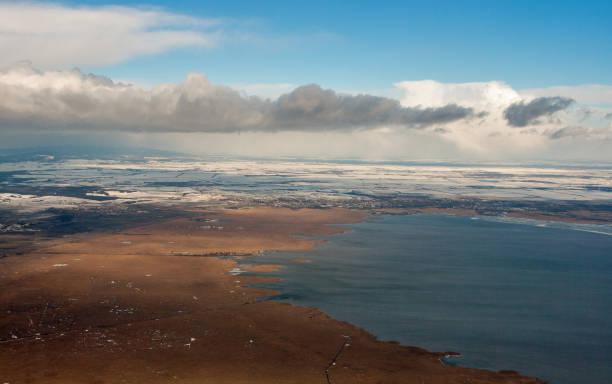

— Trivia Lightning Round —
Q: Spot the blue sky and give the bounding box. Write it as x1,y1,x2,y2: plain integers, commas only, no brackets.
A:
64,0,612,91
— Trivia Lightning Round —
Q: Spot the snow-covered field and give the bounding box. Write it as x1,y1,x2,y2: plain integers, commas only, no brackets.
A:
1,157,611,212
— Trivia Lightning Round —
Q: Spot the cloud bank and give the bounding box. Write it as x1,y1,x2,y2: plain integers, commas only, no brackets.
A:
0,64,475,133
0,3,220,68
0,66,609,161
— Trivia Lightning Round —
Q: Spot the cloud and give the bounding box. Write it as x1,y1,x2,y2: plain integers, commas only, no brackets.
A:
394,80,535,153
547,125,612,141
270,84,474,130
548,126,590,140
0,3,220,68
393,80,611,157
0,64,475,133
503,97,575,127
1,68,609,160
395,80,521,110
231,83,297,100
520,85,612,106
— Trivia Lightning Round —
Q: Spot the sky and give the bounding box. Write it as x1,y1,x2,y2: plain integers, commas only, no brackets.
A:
0,0,611,162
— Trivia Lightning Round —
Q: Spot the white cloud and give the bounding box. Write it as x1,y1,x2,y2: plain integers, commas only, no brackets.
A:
395,80,521,110
231,83,297,100
0,3,221,68
394,80,611,156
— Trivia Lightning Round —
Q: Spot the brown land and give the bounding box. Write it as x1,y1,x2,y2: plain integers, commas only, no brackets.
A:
242,264,284,272
373,208,479,217
292,258,312,263
0,207,543,383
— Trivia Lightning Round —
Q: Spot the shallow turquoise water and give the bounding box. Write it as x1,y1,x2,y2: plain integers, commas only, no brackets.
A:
242,214,612,384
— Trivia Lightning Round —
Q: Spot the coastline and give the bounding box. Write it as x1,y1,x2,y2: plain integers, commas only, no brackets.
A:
374,207,612,225
0,207,544,383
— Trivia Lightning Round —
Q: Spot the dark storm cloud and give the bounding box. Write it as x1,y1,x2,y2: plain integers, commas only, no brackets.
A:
503,97,574,127
268,84,473,131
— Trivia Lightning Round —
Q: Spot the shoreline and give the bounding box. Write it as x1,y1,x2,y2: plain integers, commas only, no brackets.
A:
374,206,612,225
0,207,544,383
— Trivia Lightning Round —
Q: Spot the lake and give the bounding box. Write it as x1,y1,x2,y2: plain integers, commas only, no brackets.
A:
242,214,612,384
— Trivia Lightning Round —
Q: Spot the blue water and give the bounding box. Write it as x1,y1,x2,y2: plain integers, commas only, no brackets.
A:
242,214,612,384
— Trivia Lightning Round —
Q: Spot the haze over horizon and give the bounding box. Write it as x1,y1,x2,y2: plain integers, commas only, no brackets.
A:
1,1,611,162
